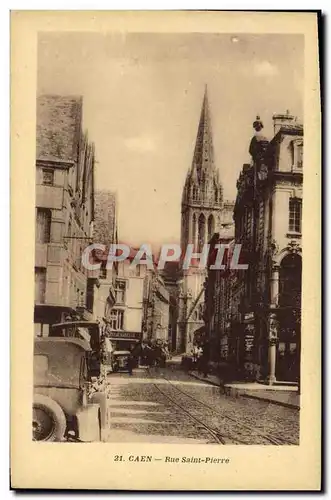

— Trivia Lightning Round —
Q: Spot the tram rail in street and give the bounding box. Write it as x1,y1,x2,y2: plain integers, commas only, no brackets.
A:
148,368,298,446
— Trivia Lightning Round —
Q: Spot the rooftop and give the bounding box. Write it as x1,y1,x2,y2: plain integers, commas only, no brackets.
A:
36,94,83,163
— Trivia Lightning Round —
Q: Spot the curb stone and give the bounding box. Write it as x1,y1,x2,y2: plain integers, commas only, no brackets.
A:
188,371,300,409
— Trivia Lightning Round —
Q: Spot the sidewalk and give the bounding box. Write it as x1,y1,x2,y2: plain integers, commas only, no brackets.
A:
188,370,300,409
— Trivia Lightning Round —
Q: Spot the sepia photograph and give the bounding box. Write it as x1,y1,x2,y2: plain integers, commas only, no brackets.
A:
11,10,321,490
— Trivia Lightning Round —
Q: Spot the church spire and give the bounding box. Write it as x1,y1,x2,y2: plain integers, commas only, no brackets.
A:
181,86,224,251
191,85,215,182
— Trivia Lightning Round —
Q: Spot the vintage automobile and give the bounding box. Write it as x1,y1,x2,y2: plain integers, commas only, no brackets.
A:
49,321,101,351
33,336,108,442
49,320,103,376
111,350,131,372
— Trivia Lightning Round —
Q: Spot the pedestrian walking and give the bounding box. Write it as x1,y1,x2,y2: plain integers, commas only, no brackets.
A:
127,352,134,376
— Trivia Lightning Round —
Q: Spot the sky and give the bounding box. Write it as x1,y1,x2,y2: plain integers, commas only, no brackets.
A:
37,32,304,248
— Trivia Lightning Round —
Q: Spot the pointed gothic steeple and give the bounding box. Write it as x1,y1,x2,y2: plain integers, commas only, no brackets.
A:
181,86,224,251
182,86,223,208
176,87,236,356
191,85,215,180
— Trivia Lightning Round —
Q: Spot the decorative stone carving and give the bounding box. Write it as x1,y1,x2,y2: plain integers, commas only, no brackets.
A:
267,238,279,257
287,240,302,254
268,313,279,340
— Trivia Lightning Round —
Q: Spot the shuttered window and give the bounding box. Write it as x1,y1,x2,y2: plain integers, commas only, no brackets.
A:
36,208,51,244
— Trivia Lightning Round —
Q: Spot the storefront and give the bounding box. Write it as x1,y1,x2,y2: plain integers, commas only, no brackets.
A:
275,252,302,383
276,308,300,383
105,329,143,351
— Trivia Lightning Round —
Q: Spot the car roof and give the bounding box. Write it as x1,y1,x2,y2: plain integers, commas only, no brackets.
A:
34,337,91,352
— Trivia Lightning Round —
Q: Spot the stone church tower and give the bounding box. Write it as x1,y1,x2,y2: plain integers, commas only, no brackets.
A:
176,86,234,354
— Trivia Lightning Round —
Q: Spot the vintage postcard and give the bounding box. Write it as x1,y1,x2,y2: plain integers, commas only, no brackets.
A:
11,10,321,490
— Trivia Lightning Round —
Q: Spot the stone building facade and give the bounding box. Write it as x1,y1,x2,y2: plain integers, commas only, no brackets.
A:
91,190,118,324
229,112,303,384
103,259,145,349
34,94,99,335
161,262,180,351
143,273,170,343
204,227,235,363
102,251,170,350
93,190,118,248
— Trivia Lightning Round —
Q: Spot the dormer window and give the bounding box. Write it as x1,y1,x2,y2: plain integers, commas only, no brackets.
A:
296,143,303,168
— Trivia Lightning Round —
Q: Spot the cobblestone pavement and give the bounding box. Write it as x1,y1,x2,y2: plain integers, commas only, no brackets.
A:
105,363,299,445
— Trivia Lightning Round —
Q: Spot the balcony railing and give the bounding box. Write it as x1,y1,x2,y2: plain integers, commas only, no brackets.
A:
190,199,222,208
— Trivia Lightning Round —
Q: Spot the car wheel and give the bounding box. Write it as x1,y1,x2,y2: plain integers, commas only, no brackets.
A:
33,394,66,442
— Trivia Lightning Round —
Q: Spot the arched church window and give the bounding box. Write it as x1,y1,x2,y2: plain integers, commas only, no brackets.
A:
198,213,206,252
208,214,215,241
192,213,197,247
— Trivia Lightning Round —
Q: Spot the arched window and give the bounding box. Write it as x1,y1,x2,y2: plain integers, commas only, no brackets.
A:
192,213,197,248
291,140,303,169
296,143,303,168
198,213,206,252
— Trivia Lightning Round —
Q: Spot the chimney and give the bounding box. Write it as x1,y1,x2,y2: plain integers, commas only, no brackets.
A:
272,110,295,135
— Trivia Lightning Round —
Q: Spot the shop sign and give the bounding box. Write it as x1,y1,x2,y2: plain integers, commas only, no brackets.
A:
244,334,254,353
244,324,255,356
107,330,142,341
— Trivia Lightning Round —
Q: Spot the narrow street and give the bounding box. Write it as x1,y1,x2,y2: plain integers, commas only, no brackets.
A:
105,361,299,445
